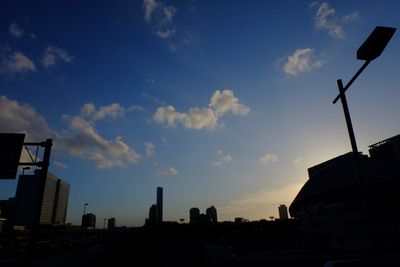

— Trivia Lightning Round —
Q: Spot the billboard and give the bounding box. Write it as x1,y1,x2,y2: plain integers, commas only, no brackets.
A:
0,133,25,179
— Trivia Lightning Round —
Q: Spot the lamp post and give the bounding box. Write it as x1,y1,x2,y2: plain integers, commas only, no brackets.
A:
333,26,396,247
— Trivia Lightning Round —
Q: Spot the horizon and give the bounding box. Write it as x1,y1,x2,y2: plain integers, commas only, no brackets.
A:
1,0,399,228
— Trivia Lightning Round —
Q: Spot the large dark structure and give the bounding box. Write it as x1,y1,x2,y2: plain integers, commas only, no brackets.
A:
290,134,400,249
190,206,218,223
13,170,70,228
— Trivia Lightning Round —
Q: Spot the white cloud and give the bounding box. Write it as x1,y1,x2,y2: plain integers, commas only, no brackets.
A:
0,96,52,141
0,96,141,169
283,48,323,76
209,90,250,117
1,52,36,74
258,153,278,165
153,105,187,127
58,116,140,169
145,142,155,157
143,0,159,22
183,108,217,130
42,45,74,69
314,2,358,39
54,161,68,169
153,89,249,130
211,150,232,166
157,166,178,176
9,21,25,39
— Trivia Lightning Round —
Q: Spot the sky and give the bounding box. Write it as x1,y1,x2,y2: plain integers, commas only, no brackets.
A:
0,0,399,228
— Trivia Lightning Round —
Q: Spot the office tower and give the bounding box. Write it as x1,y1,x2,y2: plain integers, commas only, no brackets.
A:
189,207,200,223
156,187,163,223
278,204,289,220
14,170,56,227
52,179,70,225
81,213,96,228
149,204,157,223
13,170,70,228
206,206,218,222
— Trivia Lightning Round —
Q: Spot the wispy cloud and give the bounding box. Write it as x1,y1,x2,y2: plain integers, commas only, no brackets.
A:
153,89,249,130
156,28,175,39
142,0,177,40
54,161,68,169
145,142,155,157
143,0,159,22
9,21,25,39
258,153,278,165
42,45,74,69
313,2,359,39
283,48,323,76
80,102,143,123
211,150,232,166
0,52,36,74
156,166,178,176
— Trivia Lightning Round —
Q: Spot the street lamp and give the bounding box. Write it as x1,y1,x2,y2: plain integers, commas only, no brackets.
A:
333,26,396,246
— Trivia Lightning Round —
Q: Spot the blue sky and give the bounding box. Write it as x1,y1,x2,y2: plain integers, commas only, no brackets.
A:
1,0,399,227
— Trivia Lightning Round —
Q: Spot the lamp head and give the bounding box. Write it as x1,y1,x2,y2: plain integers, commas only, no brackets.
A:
357,26,396,61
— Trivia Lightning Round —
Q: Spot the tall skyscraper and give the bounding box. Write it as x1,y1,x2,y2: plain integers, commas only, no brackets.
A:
13,170,70,228
156,187,163,223
52,179,70,225
278,204,289,220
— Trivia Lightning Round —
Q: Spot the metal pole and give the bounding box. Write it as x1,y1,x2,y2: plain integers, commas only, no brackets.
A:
337,80,372,247
333,61,371,104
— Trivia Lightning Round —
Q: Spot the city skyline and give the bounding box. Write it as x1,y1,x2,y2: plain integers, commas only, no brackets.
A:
1,1,400,227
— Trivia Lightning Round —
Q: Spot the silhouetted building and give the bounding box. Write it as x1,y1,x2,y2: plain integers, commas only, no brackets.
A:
82,213,96,229
290,134,400,249
148,204,157,223
107,217,116,229
190,206,217,223
190,207,200,223
206,205,218,222
278,204,289,220
52,179,70,225
13,170,69,228
156,187,163,223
